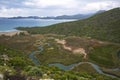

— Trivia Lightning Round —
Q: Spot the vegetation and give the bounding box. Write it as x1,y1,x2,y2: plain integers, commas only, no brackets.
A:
59,36,120,68
88,45,120,68
102,68,120,78
0,34,43,53
0,34,119,79
17,8,120,43
72,63,98,74
36,41,83,65
0,44,33,69
4,65,118,80
0,8,120,79
0,43,118,79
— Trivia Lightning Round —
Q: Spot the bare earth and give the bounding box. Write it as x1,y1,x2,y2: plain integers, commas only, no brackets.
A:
55,39,87,58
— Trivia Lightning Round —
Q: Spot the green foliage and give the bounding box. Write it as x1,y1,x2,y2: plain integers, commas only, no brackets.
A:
24,66,118,80
0,8,120,79
36,42,83,65
89,45,120,68
0,44,24,57
72,63,98,74
0,44,33,69
25,66,42,76
17,8,120,43
9,57,27,69
0,35,36,52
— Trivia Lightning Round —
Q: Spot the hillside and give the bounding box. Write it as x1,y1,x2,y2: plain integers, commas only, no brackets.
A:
0,35,119,80
0,34,119,80
17,8,120,43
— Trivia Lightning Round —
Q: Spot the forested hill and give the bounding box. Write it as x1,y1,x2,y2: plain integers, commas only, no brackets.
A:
17,8,120,43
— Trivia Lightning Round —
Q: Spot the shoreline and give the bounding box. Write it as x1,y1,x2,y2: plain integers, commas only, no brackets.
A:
0,29,19,32
0,30,28,36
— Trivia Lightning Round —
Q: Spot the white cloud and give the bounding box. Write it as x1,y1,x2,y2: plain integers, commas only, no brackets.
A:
0,0,120,17
0,7,27,17
24,0,80,9
82,1,120,13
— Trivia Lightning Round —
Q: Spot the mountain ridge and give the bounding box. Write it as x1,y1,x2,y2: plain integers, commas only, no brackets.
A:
17,7,120,43
7,10,105,19
8,14,92,19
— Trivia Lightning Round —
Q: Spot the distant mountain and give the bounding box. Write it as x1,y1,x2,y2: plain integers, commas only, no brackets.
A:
8,16,40,19
8,14,94,20
41,10,105,19
8,10,106,20
54,14,93,19
17,8,120,43
96,10,106,14
8,14,92,20
0,10,106,20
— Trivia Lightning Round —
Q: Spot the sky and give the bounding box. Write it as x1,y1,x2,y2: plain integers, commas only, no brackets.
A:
0,0,120,17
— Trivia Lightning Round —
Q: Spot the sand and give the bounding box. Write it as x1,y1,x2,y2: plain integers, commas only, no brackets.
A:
0,31,29,36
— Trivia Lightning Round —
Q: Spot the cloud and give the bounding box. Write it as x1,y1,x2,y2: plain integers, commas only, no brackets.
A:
0,0,119,17
23,0,81,10
82,1,120,13
0,7,23,17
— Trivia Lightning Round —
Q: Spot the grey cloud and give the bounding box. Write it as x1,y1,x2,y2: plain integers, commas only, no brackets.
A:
0,0,119,17
0,0,27,8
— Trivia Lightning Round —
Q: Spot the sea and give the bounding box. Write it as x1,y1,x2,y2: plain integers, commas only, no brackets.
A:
0,18,75,32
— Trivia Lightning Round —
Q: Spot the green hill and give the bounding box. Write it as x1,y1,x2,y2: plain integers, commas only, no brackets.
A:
17,8,120,43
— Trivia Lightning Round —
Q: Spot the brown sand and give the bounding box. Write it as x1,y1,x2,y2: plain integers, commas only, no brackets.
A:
0,31,28,36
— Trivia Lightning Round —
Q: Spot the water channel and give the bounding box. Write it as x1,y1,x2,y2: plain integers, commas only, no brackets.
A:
29,44,120,79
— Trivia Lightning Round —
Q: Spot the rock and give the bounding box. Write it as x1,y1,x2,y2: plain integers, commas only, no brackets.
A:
0,74,3,80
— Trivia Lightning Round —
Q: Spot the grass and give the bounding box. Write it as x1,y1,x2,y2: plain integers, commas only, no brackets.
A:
88,45,120,68
0,66,15,74
36,42,83,65
102,68,120,78
0,35,45,53
0,34,120,79
0,44,34,70
23,65,119,80
72,63,98,74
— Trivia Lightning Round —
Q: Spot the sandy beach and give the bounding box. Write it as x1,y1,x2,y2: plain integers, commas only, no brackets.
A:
0,31,29,36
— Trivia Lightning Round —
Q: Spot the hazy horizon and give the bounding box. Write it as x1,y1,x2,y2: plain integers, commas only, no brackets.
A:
0,0,120,17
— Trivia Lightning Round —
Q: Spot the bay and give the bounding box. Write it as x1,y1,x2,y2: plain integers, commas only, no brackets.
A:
0,18,75,32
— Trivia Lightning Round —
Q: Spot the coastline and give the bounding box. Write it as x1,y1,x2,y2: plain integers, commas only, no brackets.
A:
0,30,28,36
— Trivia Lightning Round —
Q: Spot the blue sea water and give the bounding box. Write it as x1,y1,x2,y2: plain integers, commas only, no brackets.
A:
0,19,75,32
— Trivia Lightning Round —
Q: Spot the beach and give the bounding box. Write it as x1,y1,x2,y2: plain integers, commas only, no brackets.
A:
0,31,29,36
